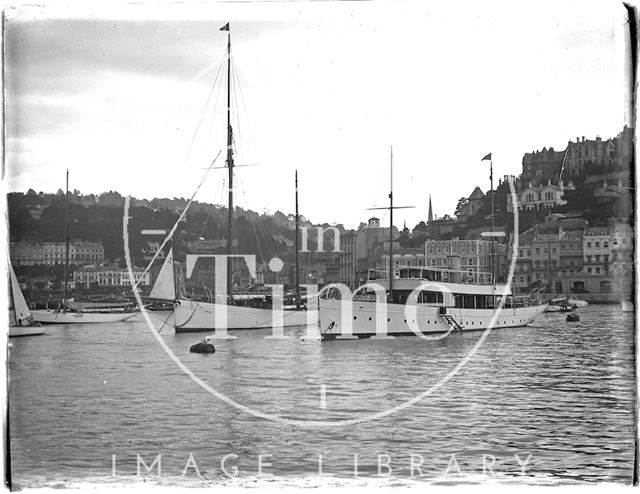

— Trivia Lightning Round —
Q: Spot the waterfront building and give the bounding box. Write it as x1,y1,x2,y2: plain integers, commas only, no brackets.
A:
423,239,506,284
380,247,427,277
73,265,150,288
11,240,105,266
336,217,394,289
509,217,632,301
509,219,587,295
609,221,634,296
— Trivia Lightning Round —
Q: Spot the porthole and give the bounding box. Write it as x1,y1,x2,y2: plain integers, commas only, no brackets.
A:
368,317,372,321
353,316,357,320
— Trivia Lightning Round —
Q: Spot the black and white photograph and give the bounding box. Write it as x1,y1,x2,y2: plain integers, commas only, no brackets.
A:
3,0,637,489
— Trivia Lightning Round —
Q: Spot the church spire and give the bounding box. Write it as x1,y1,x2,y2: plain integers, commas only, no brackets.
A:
428,194,433,223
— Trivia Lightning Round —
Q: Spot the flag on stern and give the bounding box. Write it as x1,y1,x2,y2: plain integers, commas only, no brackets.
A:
220,23,230,31
481,153,492,161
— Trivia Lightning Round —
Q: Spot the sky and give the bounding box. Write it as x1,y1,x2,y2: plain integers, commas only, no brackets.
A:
3,0,633,230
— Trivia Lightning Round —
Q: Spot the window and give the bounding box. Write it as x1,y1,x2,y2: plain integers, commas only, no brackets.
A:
596,267,600,274
587,255,592,262
595,241,600,248
535,248,540,255
586,242,591,248
587,267,592,274
552,248,556,254
468,258,473,266
603,241,609,249
527,250,532,257
595,255,600,262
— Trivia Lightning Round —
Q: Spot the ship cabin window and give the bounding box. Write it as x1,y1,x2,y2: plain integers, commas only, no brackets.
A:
453,293,489,309
418,291,444,305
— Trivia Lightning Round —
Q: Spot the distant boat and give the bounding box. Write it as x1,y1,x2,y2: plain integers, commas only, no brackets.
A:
551,296,588,308
29,170,139,325
29,308,138,324
8,263,45,337
621,299,634,313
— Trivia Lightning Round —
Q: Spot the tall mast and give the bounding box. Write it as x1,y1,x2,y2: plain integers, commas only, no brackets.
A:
64,169,69,303
389,146,394,302
224,24,234,300
295,170,300,309
367,145,413,301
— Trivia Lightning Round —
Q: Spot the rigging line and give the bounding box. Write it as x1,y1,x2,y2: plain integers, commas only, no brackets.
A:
207,58,226,152
230,61,243,154
131,150,223,292
184,56,225,164
201,175,226,238
231,57,258,154
250,220,266,263
233,172,271,260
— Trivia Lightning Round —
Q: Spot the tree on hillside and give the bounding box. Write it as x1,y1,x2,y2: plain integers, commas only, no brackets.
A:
454,197,468,217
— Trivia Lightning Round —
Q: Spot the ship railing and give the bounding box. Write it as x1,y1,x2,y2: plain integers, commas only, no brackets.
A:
368,265,493,285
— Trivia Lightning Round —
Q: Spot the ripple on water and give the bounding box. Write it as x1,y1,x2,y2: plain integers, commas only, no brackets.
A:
8,306,636,485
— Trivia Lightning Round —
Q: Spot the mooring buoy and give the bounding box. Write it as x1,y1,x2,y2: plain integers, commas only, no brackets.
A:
190,341,216,354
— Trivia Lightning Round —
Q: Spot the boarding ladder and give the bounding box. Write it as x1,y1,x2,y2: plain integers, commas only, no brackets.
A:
441,310,463,332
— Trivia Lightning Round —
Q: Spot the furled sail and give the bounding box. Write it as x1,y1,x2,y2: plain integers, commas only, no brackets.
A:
9,263,32,325
149,248,176,301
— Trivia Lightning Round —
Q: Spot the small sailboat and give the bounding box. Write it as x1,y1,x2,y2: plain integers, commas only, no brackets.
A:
8,263,45,337
30,171,139,324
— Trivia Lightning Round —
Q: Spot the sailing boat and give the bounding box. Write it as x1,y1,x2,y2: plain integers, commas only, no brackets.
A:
30,171,139,324
318,149,548,340
8,263,45,337
171,24,316,333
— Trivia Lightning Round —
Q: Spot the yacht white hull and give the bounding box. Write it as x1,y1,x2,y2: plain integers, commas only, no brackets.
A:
174,299,318,333
30,309,139,324
9,326,45,337
621,301,634,313
318,299,547,340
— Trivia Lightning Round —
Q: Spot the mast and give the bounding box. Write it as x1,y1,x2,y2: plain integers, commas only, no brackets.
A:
389,146,394,302
224,24,234,301
367,145,413,302
64,169,70,304
295,170,300,309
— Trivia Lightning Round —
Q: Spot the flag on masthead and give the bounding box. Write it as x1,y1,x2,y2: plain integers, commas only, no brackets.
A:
220,23,230,31
481,152,492,161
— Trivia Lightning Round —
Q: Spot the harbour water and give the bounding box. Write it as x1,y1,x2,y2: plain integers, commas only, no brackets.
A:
8,306,636,487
